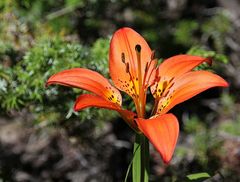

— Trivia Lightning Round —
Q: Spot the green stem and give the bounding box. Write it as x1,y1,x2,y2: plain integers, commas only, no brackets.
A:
132,133,149,182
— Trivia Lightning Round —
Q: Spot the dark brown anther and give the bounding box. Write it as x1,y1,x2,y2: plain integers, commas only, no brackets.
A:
121,52,125,63
168,82,174,89
169,77,174,83
145,62,149,72
151,50,155,60
126,62,130,73
163,90,170,97
206,57,213,66
135,44,141,53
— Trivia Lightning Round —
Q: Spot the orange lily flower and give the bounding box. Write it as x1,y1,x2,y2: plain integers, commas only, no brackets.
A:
46,27,228,164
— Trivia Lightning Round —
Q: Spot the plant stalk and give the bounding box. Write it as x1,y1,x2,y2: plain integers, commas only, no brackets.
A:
132,133,149,182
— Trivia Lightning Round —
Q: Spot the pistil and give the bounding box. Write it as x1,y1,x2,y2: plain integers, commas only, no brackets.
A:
135,44,145,118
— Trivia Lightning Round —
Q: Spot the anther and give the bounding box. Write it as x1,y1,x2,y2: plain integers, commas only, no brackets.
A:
151,50,155,60
145,62,149,72
163,90,170,97
168,82,174,89
121,52,125,63
169,77,174,83
206,57,213,66
126,62,130,73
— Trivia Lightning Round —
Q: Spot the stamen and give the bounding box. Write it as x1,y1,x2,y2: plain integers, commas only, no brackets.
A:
206,57,213,66
126,62,130,73
143,50,156,87
143,59,158,88
167,81,174,90
151,50,155,60
121,52,125,63
169,77,174,83
163,90,170,97
145,62,149,72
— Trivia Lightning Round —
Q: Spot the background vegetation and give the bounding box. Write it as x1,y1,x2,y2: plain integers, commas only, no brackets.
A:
0,0,239,181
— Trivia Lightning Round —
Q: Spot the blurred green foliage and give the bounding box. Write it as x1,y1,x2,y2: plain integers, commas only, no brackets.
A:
187,46,228,64
219,119,240,136
178,115,217,166
175,20,199,47
174,12,231,54
0,0,117,127
0,34,115,125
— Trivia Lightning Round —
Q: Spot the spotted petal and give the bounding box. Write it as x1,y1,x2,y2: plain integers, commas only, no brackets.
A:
158,70,228,114
46,68,122,105
151,55,211,97
136,114,179,164
109,27,153,99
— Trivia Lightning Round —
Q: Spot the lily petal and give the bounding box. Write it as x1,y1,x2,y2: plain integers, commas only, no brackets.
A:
46,68,122,105
158,54,212,78
158,70,228,114
109,27,152,99
136,114,179,164
74,94,138,130
151,55,211,96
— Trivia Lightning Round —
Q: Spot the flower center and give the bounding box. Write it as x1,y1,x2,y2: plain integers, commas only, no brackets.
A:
120,44,157,117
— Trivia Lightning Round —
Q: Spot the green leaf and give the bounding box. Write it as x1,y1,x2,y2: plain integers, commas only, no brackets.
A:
124,145,140,182
187,172,211,180
133,135,142,182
